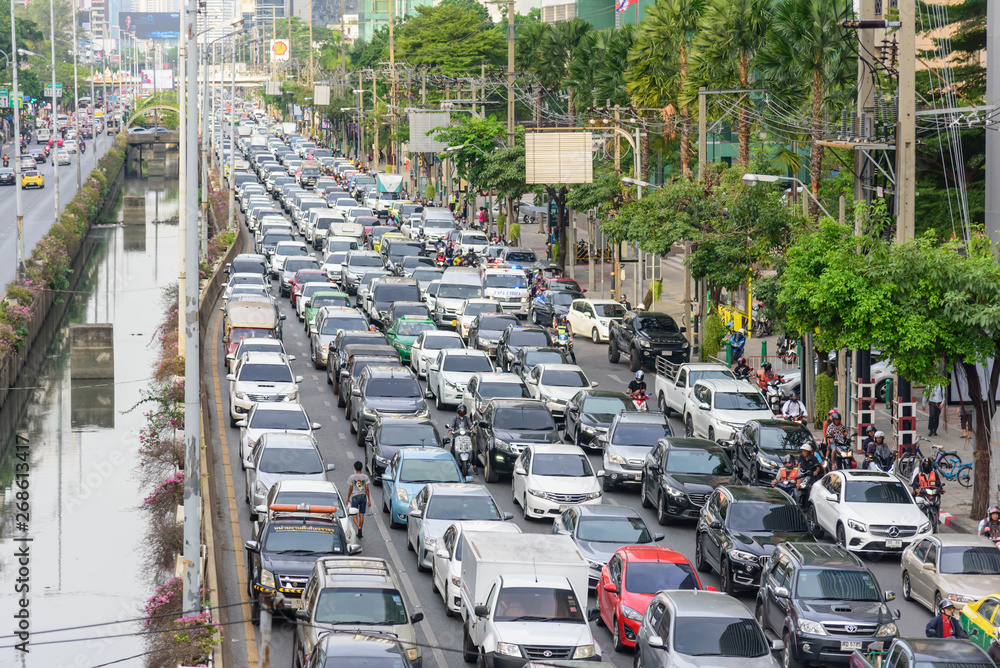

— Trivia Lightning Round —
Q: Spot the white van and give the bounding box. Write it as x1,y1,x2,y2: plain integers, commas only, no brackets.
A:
36,128,51,144
481,268,529,316
433,267,484,328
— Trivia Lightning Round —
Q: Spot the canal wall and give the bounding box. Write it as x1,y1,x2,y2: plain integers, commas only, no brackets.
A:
0,135,128,456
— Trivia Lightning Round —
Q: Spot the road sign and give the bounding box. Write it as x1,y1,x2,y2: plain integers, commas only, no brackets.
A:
43,83,63,98
0,89,8,107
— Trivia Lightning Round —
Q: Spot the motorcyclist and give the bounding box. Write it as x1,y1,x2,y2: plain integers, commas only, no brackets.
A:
978,506,1000,540
727,326,747,360
447,405,476,470
627,370,647,403
911,457,945,497
619,294,631,310
925,601,968,639
866,432,895,472
551,314,576,363
824,411,848,452
3,154,8,167
80,140,86,154
796,443,824,505
771,455,799,493
733,357,752,381
861,425,878,457
757,361,783,391
781,392,807,422
988,627,1000,665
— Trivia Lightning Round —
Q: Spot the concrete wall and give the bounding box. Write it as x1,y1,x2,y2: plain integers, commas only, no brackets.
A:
69,323,115,379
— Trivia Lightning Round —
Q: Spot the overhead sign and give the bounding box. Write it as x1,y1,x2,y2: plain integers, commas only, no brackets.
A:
314,84,330,106
43,83,63,98
525,132,593,184
409,112,450,153
0,89,8,107
140,69,174,90
270,39,290,62
265,81,282,95
118,13,181,40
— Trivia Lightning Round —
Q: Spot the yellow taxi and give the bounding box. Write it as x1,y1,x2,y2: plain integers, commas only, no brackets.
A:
961,593,1000,651
374,231,405,255
387,200,412,221
20,170,44,189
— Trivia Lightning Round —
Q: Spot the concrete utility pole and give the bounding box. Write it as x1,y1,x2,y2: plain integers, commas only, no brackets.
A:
854,0,876,203
72,6,81,191
182,0,202,615
11,0,23,279
201,26,210,250
895,0,916,242
88,7,95,151
372,70,379,170
308,0,314,87
178,13,187,351
986,0,1000,243
49,0,60,224
229,34,236,227
506,0,514,147
389,0,396,173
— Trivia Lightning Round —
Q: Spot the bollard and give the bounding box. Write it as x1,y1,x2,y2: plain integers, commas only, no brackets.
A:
726,340,732,366
761,339,767,362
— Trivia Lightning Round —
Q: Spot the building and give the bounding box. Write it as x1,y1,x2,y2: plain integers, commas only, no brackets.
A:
540,0,574,24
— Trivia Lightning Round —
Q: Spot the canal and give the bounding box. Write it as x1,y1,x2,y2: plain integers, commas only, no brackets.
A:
0,158,181,668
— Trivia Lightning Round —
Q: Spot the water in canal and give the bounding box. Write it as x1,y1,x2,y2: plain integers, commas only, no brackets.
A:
0,159,181,668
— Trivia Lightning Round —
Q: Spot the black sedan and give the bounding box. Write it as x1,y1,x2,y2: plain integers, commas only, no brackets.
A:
732,419,816,485
510,346,568,381
563,389,635,449
468,313,520,357
530,289,582,327
0,168,14,186
693,485,814,594
640,437,734,525
495,325,552,371
364,415,442,482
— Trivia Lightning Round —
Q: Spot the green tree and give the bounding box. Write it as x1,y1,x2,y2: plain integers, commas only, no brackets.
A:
439,0,490,23
920,0,984,99
348,25,389,71
535,18,591,120
431,115,507,193
394,4,505,74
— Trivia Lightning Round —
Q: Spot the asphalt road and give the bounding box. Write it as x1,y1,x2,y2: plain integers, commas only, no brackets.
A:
205,212,936,668
0,133,112,290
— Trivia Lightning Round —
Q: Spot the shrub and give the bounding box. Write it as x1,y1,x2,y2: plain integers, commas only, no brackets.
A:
814,372,836,430
702,313,726,362
496,212,505,236
509,222,520,244
425,183,436,202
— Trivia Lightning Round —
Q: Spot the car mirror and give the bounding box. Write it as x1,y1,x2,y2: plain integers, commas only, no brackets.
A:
774,586,790,599
236,419,247,428
771,639,785,651
591,381,599,387
479,420,488,429
586,607,600,623
295,375,304,383
604,582,617,593
709,520,722,530
348,507,359,516
465,475,475,483
351,388,361,397
680,326,687,333
513,466,526,476
243,460,255,470
365,432,374,443
826,493,838,503
226,353,235,361
596,470,605,477
410,611,425,624
893,609,901,620
436,548,450,559
922,562,935,571
254,504,266,515
280,314,287,320
705,586,717,591
699,402,710,411
347,543,362,555
409,508,423,518
294,609,310,621
653,533,665,542
648,635,664,649
287,355,296,361
244,540,260,552
326,463,336,472
884,590,896,602
474,604,489,619
226,373,236,382
311,422,322,430
310,327,318,334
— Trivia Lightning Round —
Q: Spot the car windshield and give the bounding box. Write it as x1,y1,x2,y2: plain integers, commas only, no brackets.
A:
495,407,554,430
423,336,464,351
412,269,443,283
479,382,530,400
577,516,651,543
366,379,421,398
272,491,345,518
232,328,275,342
522,352,565,368
727,501,808,532
438,284,483,299
485,274,526,289
636,315,678,332
285,259,318,274
312,296,350,309
327,241,358,252
263,233,294,245
324,253,348,265
549,292,578,306
350,255,384,268
397,459,461,483
380,425,440,447
262,524,345,555
715,392,769,410
582,396,630,416
240,364,293,383
504,251,536,263
320,317,368,335
494,586,584,623
249,409,309,431
479,316,518,331
510,330,550,347
532,453,593,477
796,569,880,601
276,246,309,258
396,321,436,337
593,303,626,318
443,356,493,373
611,422,671,445
939,546,1000,575
376,285,421,303
258,447,324,474
462,233,489,244
464,303,499,317
424,219,455,228
540,369,589,387
314,588,409,625
689,369,736,383
758,426,814,452
360,273,390,287
843,480,912,504
426,495,501,521
665,449,732,475
625,561,700,594
673,618,768,658
387,244,422,259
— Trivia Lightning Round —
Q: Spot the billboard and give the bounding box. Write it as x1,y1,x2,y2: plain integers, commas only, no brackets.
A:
270,39,290,62
140,69,174,90
409,112,450,153
525,132,593,184
119,13,180,40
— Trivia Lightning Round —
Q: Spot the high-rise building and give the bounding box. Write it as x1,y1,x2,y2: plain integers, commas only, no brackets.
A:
199,0,237,40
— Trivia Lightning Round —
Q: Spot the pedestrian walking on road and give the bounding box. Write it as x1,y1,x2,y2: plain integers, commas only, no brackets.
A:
347,461,371,539
927,384,945,437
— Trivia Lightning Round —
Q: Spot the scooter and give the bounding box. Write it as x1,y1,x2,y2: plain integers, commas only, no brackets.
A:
915,487,942,532
631,393,651,412
864,446,896,474
449,428,473,477
777,335,798,364
765,378,785,414
831,437,857,470
554,329,576,364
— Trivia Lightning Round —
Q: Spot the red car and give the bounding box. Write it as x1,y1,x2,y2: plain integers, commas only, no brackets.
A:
597,546,707,651
290,269,328,306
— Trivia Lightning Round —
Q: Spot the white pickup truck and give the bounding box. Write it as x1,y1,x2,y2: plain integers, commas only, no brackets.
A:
460,532,601,666
653,359,736,416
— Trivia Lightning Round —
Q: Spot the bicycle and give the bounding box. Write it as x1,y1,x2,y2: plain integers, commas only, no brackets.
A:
897,436,962,480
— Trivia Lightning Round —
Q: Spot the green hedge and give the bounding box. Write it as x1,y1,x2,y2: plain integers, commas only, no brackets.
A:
702,314,726,362
814,373,835,430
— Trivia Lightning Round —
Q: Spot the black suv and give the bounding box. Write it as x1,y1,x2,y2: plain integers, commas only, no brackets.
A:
338,350,400,409
326,332,389,387
563,389,635,449
475,398,560,482
510,346,568,380
364,415,442,482
694,485,815,594
244,506,360,622
495,326,553,371
468,313,520,358
755,542,900,668
640,437,733,524
347,366,428,444
733,419,817,485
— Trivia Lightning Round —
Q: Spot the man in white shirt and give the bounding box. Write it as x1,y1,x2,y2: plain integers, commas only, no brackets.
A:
927,384,946,437
781,392,808,421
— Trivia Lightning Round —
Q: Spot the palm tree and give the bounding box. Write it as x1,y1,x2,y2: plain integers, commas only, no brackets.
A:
759,0,852,215
517,22,554,125
536,18,592,121
690,0,772,166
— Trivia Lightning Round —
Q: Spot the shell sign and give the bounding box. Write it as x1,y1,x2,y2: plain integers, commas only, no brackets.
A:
270,39,290,62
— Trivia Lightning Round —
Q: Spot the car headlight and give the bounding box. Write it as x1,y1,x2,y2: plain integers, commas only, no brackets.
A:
444,379,460,390
527,488,547,499
729,549,759,563
572,645,596,659
620,605,643,622
406,648,420,661
496,643,522,658
918,522,931,533
847,519,868,533
549,396,568,405
607,453,627,466
495,439,513,453
375,455,389,466
259,568,275,588
417,409,430,418
254,481,267,496
948,594,976,603
640,340,651,348
451,576,462,587
285,392,298,401
664,485,685,498
586,558,604,570
585,490,602,500
581,424,597,434
235,391,247,400
758,455,779,470
423,536,436,548
363,408,378,417
798,618,827,636
520,297,528,303
876,622,898,637
395,487,409,503
320,344,328,352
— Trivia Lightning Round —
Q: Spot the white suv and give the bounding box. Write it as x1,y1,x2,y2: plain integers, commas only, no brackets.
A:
427,349,495,409
682,378,773,444
227,351,303,426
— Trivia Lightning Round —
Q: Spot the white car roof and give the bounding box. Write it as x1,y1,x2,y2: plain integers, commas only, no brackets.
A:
525,443,590,456
251,402,306,413
476,372,524,383
693,378,762,392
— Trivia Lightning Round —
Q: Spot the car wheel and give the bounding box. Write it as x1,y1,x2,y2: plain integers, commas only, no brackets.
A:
806,505,825,538
431,569,439,593
720,557,735,595
685,415,694,437
934,591,942,612
640,478,653,508
522,495,531,520
250,594,261,626
694,533,710,573
326,368,333,385
750,462,760,486
755,603,767,633
656,493,672,526
349,413,357,434
658,393,671,417
836,522,847,547
462,625,477,663
417,550,430,572
389,505,402,529
708,427,716,442
602,475,614,492
629,348,641,372
875,380,887,403
782,633,801,668
313,351,322,370
901,571,913,601
382,487,390,514
484,452,498,483
407,534,415,551
608,340,620,364
436,392,443,410
613,616,627,653
531,310,539,325
337,389,345,408
592,328,600,344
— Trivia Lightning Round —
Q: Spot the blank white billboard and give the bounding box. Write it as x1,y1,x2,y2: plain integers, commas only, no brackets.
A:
525,132,593,184
409,112,451,153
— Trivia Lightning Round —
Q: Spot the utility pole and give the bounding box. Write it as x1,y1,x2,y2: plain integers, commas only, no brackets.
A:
358,70,365,164
178,12,186,350
895,0,916,242
88,7,95,151
49,0,60,225
613,105,621,301
987,0,1000,242
201,26,210,250
389,0,396,173
11,0,23,278
308,0,314,87
694,87,707,359
854,0,875,204
228,33,236,227
506,0,514,147
72,5,81,191
372,70,379,170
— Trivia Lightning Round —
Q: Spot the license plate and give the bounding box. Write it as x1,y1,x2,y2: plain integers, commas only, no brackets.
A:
886,538,903,548
634,473,643,480
840,641,862,651
288,598,302,610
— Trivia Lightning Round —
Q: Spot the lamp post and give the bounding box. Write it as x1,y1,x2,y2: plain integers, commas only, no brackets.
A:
741,173,833,219
203,21,244,245
72,4,81,191
1,45,35,279
47,0,60,224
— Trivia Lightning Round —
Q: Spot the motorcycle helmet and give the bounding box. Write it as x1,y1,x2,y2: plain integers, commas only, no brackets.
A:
783,455,794,466
865,425,876,435
762,362,773,372
939,600,956,612
874,430,885,440
737,357,747,366
800,443,813,452
789,391,799,400
989,505,1000,518
830,411,841,421
636,304,646,311
920,457,934,474
635,370,645,382
457,405,467,417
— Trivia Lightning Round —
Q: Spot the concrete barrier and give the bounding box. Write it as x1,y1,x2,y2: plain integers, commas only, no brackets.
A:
70,323,115,379
123,195,146,225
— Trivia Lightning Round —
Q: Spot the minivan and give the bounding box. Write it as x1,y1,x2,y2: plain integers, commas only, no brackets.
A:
433,268,484,328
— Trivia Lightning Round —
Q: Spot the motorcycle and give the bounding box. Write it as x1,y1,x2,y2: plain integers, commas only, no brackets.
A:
449,428,474,477
774,474,798,498
435,252,448,268
777,335,798,364
831,437,856,470
765,378,785,414
80,143,86,155
734,366,752,382
631,393,651,412
796,470,819,508
554,328,576,364
864,446,896,474
781,412,808,425
915,487,942,532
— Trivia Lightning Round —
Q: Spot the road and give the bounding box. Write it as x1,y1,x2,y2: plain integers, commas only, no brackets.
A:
205,217,937,668
0,133,112,290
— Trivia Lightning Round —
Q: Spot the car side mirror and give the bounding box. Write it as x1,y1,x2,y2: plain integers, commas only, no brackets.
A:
699,402,710,411
326,463,336,472
503,512,514,520
295,609,310,621
826,493,838,503
596,470,605,477
771,639,785,651
653,533,665,542
922,562,935,571
436,548,450,559
410,611,425,624
409,508,423,518
236,419,247,428
351,388,361,397
884,591,896,602
604,582,617,593
474,604,489,619
465,475,475,483
348,543,362,555
513,466,526,476
709,520,722,530
587,608,600,622
295,375,304,383
479,420,488,429
244,540,260,552
311,422,322,430
591,381,599,387
648,635,664,649
243,460,255,470
348,507,359,516
226,373,236,382
893,609,902,620
287,355,296,361
774,586,790,599
280,314,287,320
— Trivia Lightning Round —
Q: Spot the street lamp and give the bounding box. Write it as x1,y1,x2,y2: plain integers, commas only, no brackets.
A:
742,173,833,219
621,176,659,190
0,41,35,279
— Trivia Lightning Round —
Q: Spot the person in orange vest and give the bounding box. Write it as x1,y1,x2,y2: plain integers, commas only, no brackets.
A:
771,455,799,494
